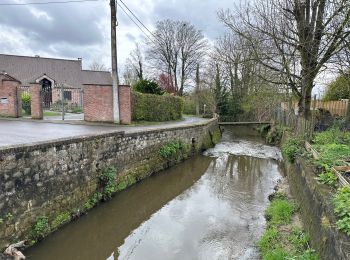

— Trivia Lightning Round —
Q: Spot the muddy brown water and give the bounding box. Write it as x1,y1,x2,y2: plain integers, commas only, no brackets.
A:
25,126,283,260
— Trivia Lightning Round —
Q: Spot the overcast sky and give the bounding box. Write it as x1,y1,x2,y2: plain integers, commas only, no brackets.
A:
0,0,235,70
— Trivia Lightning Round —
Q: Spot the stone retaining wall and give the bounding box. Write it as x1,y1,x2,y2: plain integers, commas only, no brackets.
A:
0,119,220,249
282,135,350,259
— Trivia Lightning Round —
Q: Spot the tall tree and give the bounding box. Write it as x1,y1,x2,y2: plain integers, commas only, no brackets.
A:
127,43,144,81
219,0,350,119
148,19,207,96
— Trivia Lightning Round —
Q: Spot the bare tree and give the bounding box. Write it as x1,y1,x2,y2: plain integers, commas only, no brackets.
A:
219,0,350,119
89,60,107,71
127,43,144,81
148,19,208,96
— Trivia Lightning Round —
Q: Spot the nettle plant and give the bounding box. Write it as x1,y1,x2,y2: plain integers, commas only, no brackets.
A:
98,167,117,200
317,171,338,188
333,187,350,236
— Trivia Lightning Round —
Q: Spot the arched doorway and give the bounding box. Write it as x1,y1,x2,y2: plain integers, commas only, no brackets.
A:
40,78,52,109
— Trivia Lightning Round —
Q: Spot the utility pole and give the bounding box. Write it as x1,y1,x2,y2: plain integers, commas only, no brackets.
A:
195,63,200,116
110,0,120,123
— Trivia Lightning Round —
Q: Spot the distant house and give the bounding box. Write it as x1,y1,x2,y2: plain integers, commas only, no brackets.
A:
0,54,112,108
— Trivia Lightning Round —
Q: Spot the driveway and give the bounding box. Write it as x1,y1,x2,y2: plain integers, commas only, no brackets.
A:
0,117,210,148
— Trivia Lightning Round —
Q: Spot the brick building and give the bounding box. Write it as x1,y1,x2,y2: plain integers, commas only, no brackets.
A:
0,54,112,109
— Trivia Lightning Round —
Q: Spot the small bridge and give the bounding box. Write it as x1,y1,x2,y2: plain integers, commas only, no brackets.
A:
218,122,270,126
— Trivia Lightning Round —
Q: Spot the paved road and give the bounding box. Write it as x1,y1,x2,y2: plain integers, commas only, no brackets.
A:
0,117,209,148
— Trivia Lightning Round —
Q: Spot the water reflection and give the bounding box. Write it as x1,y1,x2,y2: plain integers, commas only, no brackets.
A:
26,126,283,260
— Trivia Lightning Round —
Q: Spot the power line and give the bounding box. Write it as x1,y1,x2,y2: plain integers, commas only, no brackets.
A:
116,2,156,44
0,0,100,6
119,0,156,38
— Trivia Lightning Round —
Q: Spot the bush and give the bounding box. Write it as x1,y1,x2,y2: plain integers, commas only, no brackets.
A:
333,187,350,236
133,79,164,95
324,73,350,101
183,96,196,115
159,140,190,159
317,171,338,187
282,137,303,162
31,216,50,241
98,167,117,200
21,92,31,115
132,91,184,121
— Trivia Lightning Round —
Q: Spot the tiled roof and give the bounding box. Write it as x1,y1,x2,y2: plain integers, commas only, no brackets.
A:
0,54,112,88
82,70,113,85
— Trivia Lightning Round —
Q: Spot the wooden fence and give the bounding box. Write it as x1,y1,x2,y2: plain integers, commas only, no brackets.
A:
282,99,349,117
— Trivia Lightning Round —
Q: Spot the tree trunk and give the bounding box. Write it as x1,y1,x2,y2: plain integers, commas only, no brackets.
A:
179,63,185,96
298,74,314,120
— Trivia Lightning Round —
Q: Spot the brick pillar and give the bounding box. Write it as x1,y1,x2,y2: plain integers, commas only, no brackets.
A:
30,83,43,119
0,80,20,118
118,85,131,125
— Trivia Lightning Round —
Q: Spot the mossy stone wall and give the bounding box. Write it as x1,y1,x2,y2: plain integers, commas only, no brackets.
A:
0,119,220,249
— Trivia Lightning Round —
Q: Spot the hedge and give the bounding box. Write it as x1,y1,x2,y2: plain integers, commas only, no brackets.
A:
131,91,184,121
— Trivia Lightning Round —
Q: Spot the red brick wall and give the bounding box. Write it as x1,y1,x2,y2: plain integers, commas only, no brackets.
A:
84,85,113,122
30,83,43,119
119,85,131,124
0,76,20,117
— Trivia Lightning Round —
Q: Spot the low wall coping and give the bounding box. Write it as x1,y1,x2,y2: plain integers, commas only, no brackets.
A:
0,118,217,153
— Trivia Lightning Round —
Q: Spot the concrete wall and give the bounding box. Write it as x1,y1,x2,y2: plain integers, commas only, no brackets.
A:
0,119,220,248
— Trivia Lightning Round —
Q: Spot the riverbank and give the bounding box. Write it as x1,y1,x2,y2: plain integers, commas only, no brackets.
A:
0,118,220,252
23,125,284,259
281,132,350,259
258,178,319,259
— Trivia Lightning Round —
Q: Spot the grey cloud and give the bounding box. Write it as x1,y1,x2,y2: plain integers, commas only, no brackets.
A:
0,2,106,47
151,0,235,39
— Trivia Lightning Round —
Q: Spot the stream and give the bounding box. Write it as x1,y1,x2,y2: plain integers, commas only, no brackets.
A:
25,126,283,260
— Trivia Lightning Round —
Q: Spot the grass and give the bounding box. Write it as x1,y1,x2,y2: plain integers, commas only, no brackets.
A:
265,199,295,225
258,196,319,260
43,111,61,117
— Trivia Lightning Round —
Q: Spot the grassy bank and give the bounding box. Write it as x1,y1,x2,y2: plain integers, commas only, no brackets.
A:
258,187,319,259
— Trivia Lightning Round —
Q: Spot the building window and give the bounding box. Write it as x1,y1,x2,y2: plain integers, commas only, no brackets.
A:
63,91,72,101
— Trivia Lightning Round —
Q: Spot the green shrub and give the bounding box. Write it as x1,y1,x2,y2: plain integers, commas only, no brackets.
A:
315,143,350,168
317,171,338,187
266,199,295,225
313,128,350,145
31,216,50,241
133,79,164,95
266,125,284,145
282,137,303,162
183,96,196,115
84,192,103,210
159,140,190,159
99,167,117,200
21,92,31,115
132,91,184,121
333,187,350,236
323,73,350,101
52,212,71,230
